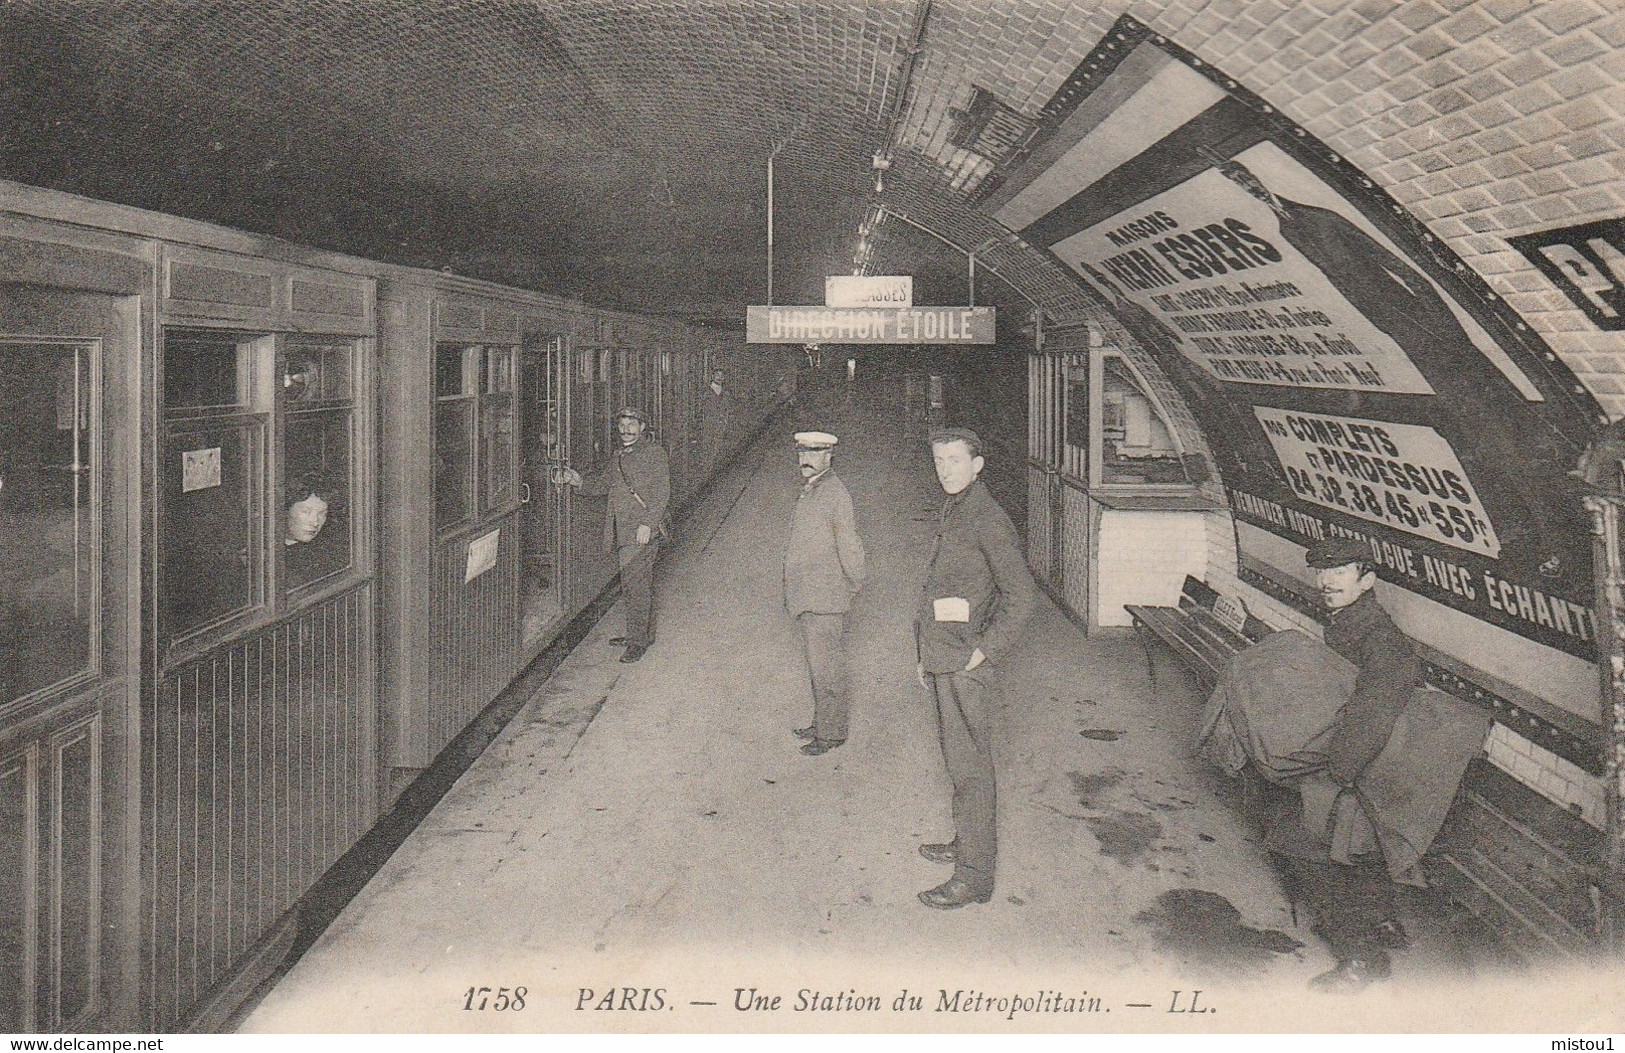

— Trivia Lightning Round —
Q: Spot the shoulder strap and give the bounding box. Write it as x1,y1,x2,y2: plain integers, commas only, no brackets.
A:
615,450,648,510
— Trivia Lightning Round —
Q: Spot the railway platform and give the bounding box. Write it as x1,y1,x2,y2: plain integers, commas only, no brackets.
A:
240,373,1515,1033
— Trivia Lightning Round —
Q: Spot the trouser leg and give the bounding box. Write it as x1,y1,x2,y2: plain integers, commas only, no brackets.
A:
618,541,658,647
1282,855,1394,962
798,611,848,741
931,669,996,893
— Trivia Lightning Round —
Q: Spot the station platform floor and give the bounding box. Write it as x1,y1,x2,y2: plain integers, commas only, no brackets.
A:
241,376,1551,1034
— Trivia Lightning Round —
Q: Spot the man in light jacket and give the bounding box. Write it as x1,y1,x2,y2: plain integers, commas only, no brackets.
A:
784,430,866,756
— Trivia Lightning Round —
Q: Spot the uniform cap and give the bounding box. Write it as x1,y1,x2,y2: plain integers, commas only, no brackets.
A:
614,406,648,424
1305,537,1372,569
928,426,983,451
794,431,838,450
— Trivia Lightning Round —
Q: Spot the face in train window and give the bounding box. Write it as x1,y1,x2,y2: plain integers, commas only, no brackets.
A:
282,417,351,589
281,336,355,590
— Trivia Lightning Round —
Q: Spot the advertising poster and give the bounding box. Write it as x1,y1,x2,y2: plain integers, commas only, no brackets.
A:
984,21,1603,663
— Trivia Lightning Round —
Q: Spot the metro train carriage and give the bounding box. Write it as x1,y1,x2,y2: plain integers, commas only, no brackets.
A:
0,182,786,1031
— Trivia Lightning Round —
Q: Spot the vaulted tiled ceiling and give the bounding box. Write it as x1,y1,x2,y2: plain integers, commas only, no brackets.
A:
0,0,1113,327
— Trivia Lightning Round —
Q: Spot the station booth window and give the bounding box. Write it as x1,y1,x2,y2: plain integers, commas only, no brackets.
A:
1096,354,1201,488
159,327,361,652
1029,331,1215,631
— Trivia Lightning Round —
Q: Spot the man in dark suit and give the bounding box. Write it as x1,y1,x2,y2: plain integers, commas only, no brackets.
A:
783,430,866,756
1270,536,1421,992
914,427,1038,909
556,406,670,663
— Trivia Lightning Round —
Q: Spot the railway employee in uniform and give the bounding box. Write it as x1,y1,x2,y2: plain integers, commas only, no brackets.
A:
914,427,1037,909
783,430,866,757
555,406,670,663
700,368,730,477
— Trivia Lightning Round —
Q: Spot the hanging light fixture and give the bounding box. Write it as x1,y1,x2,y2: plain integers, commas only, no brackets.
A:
872,151,891,194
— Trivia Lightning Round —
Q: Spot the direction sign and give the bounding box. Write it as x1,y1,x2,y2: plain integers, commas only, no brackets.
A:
746,306,995,344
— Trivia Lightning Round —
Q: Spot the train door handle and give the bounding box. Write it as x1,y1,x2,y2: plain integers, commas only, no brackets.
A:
519,482,532,505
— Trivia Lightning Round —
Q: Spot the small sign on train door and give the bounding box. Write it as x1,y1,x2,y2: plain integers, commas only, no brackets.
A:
181,447,222,492
465,528,500,583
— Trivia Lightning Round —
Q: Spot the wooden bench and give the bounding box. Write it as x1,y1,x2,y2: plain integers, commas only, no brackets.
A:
1125,575,1270,692
1128,573,1623,962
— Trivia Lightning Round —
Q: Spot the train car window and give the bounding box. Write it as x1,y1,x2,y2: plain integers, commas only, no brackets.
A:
164,329,247,409
162,420,265,638
161,328,268,644
283,338,351,404
434,342,477,531
0,340,95,705
282,336,355,591
434,341,519,531
482,346,516,512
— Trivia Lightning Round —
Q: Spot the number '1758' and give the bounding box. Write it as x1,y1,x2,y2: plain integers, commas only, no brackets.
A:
463,986,527,1011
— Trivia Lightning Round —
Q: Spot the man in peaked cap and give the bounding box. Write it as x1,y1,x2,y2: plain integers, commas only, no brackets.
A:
784,430,866,756
555,406,670,663
913,426,1037,909
1268,535,1424,992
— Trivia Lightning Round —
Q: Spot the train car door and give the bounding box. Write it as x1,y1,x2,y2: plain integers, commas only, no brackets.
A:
518,332,567,650
565,346,615,613
0,284,139,1031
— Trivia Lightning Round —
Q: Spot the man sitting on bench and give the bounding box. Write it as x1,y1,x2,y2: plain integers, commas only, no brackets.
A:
1269,536,1421,993
1201,537,1490,994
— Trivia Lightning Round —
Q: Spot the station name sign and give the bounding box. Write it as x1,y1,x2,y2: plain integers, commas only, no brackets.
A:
1509,217,1625,331
825,275,913,308
746,305,995,344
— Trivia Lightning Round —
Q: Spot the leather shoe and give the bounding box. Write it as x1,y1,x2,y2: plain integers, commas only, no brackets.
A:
619,644,648,663
1370,919,1410,950
800,738,844,756
792,725,817,741
1307,954,1390,994
918,842,958,864
917,877,991,910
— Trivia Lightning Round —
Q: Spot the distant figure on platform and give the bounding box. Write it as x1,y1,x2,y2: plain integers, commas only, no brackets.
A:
700,368,730,477
1198,536,1490,992
555,407,670,663
914,427,1037,909
783,430,866,757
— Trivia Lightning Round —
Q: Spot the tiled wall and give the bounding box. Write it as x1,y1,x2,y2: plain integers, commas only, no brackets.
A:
1095,508,1211,626
1134,0,1625,419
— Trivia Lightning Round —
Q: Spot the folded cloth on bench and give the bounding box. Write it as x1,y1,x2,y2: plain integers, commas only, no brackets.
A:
1197,629,1491,886
1196,629,1347,783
